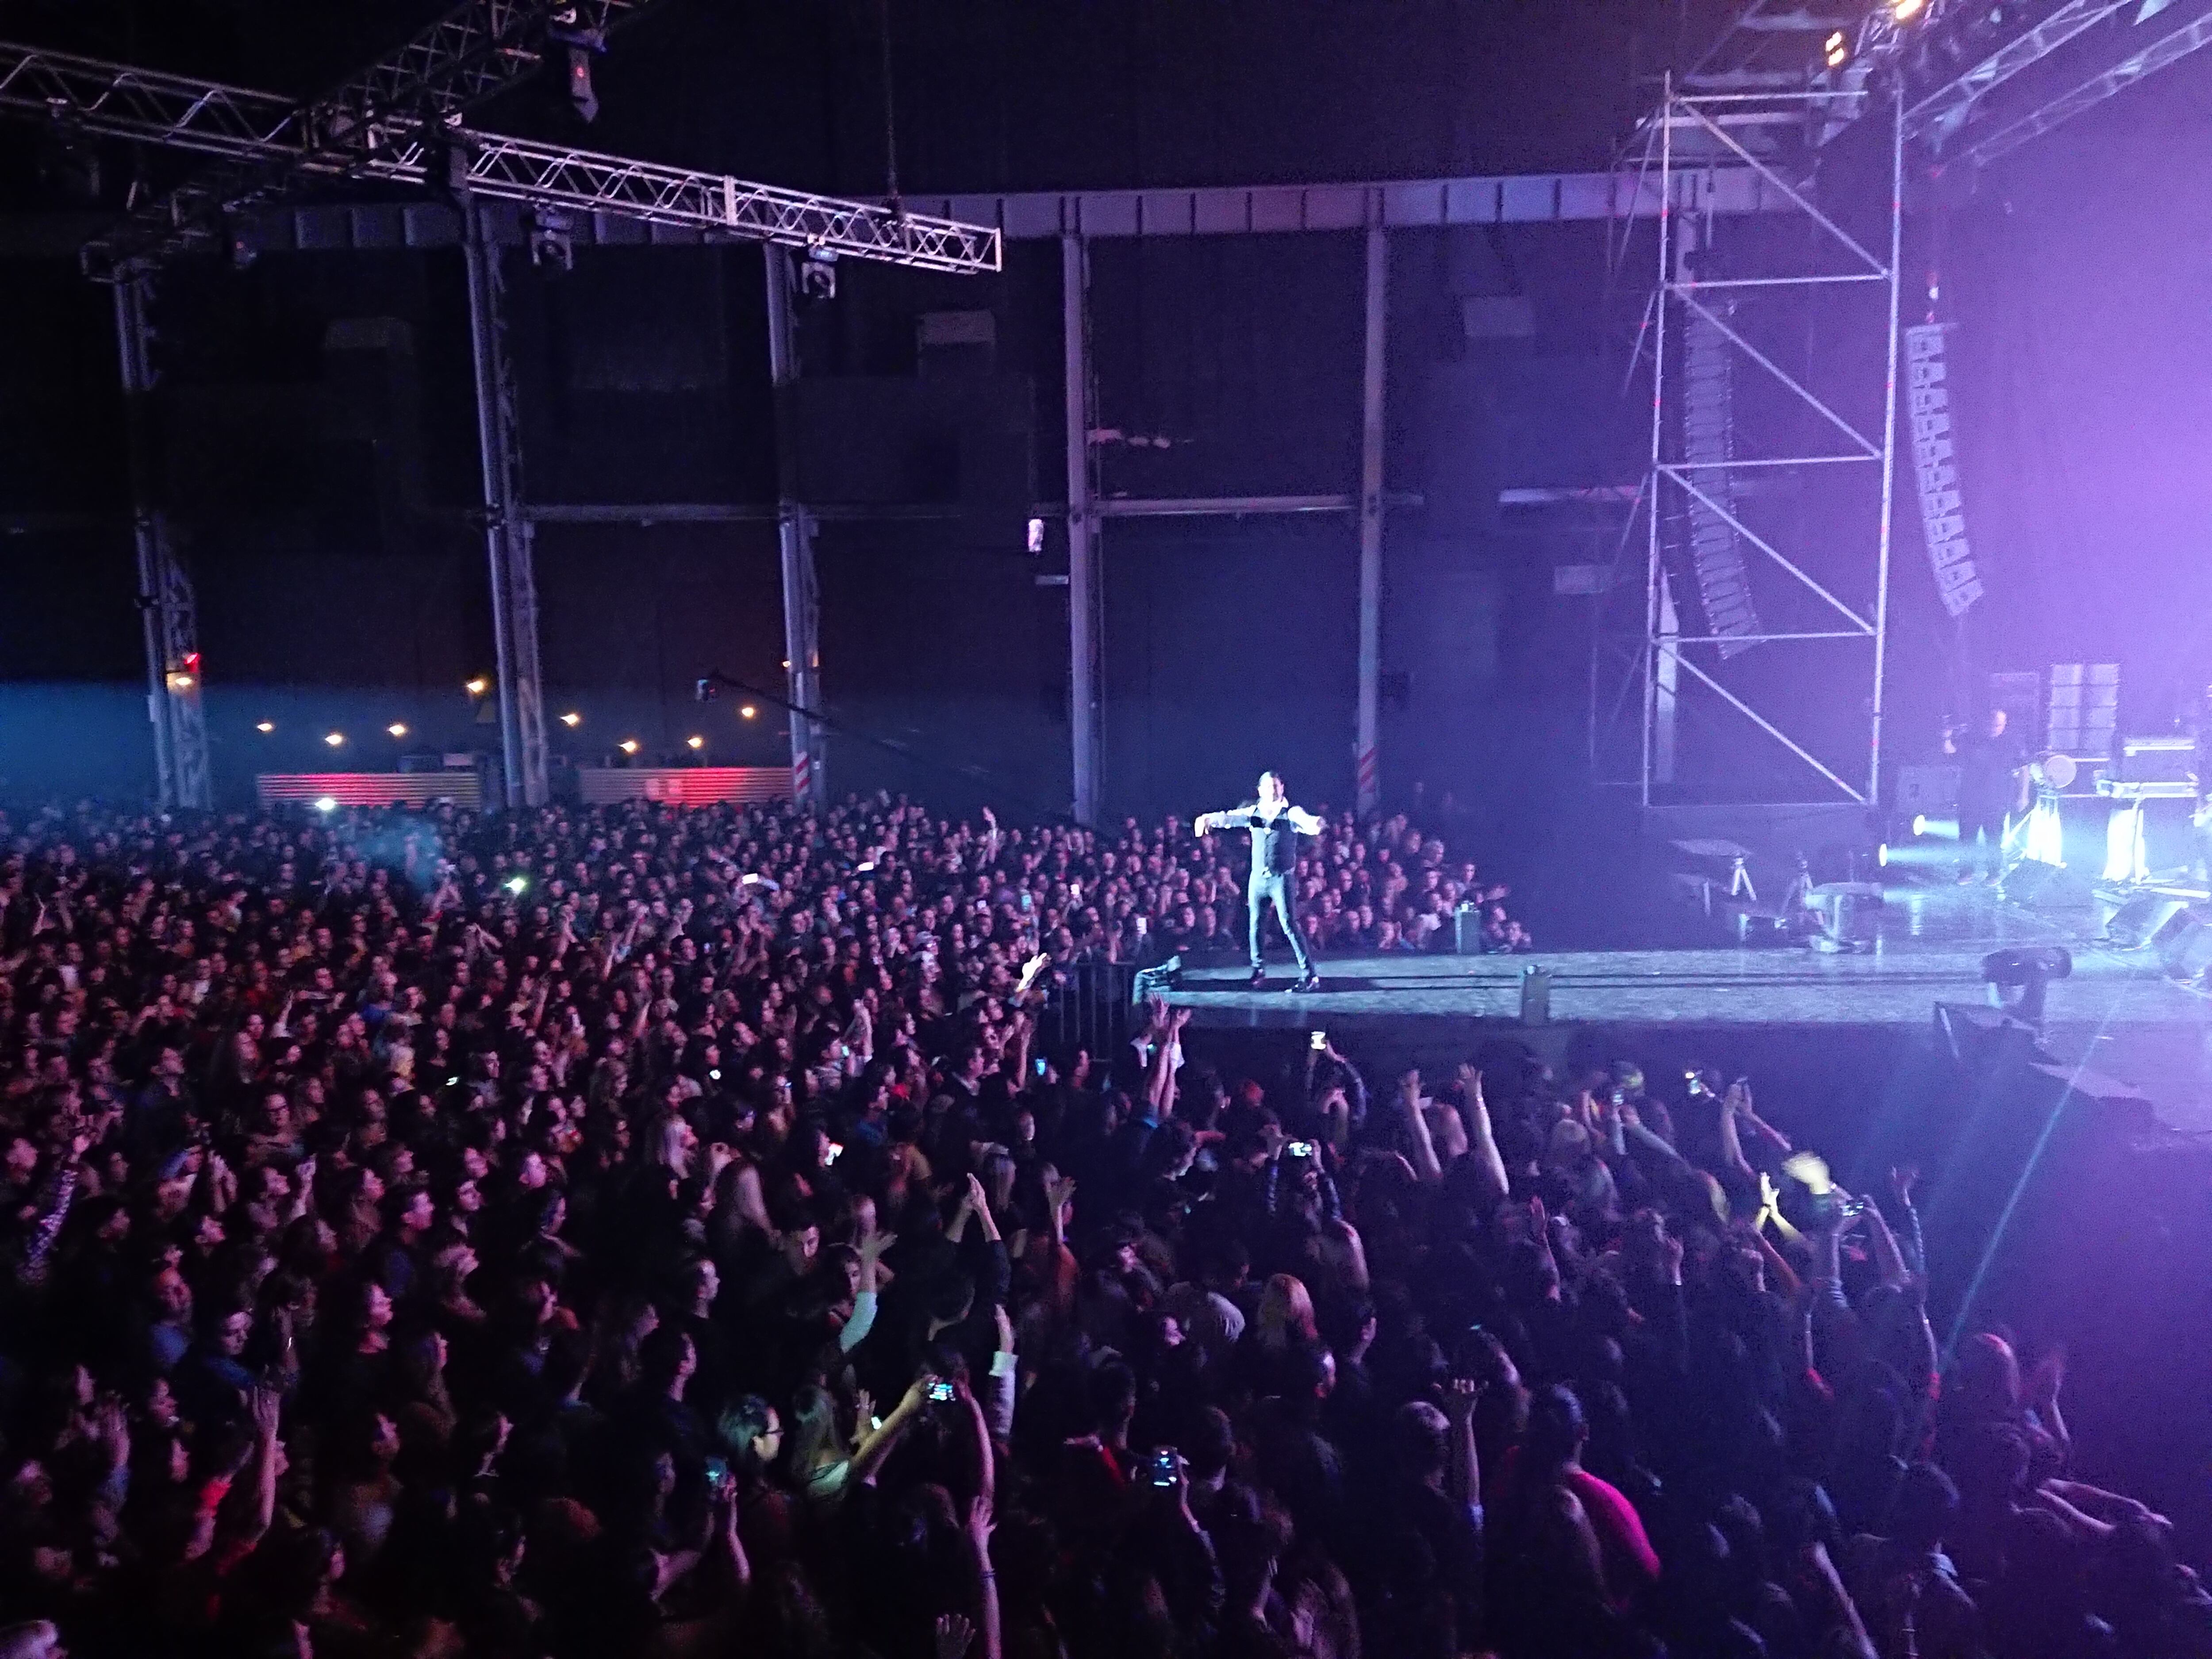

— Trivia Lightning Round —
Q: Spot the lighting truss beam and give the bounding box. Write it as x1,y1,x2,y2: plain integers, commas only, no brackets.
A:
428,134,1000,272
1962,1,2212,165
0,39,1001,275
71,1,667,276
0,46,303,163
1905,0,2134,146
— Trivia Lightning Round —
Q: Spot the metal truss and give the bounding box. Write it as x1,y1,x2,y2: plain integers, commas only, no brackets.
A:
0,39,1002,276
1613,83,1903,808
73,1,669,275
1904,0,2135,146
430,133,1001,272
114,278,212,810
1961,1,2212,165
0,46,303,164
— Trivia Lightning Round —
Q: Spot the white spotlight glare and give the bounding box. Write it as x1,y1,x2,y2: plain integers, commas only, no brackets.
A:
314,795,338,814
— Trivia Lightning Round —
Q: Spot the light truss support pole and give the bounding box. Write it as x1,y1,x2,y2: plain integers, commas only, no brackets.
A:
1640,82,1899,807
113,277,210,810
460,197,547,809
1869,88,1904,805
1354,216,1388,819
1063,232,1102,826
764,246,826,811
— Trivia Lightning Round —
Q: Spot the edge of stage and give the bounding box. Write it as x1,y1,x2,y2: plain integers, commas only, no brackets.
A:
1164,881,2212,1134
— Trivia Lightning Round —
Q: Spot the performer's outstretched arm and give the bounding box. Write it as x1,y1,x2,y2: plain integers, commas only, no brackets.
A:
1286,806,1325,836
1196,806,1257,833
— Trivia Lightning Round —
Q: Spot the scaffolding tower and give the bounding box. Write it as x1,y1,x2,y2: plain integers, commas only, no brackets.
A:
1611,81,1904,808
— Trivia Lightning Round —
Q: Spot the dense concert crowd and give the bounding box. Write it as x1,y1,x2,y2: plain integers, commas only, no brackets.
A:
0,791,2201,1659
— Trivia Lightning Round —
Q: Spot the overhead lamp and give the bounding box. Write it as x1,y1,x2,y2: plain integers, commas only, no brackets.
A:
255,721,276,734
387,722,408,739
465,677,489,696
686,735,706,750
325,732,346,747
559,711,582,727
739,705,757,720
1824,27,1850,66
618,739,640,755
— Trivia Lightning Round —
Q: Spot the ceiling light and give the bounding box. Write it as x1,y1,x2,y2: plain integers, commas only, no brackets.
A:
618,739,639,755
739,705,757,719
465,677,489,695
387,722,408,738
325,732,345,747
560,711,582,727
686,735,705,750
255,721,275,734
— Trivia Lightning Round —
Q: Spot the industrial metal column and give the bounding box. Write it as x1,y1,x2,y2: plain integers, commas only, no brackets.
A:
1354,217,1388,819
764,246,826,811
114,276,211,810
460,200,549,808
1062,232,1102,825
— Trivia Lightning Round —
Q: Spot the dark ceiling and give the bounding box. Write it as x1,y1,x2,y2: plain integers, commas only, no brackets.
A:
0,0,1745,205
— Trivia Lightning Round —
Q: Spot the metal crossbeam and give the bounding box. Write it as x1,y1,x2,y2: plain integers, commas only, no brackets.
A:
1962,2,2212,165
71,1,668,276
0,46,303,163
0,38,1002,276
1905,0,2134,145
434,133,1001,272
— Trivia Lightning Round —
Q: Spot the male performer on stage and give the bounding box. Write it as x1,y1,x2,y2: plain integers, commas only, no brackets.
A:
1197,771,1324,991
1944,707,2028,884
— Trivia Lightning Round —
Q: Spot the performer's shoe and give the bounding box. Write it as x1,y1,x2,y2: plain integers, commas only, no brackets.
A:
1290,972,1323,994
1248,969,1267,989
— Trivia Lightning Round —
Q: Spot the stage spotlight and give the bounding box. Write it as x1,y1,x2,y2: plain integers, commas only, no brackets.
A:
1892,0,1926,19
1824,28,1850,66
559,711,582,727
618,739,640,755
504,875,529,896
1912,814,1927,836
695,677,719,703
686,735,705,750
1878,843,1891,867
799,247,838,301
1983,945,2072,1024
325,731,345,747
255,721,275,734
387,722,408,739
739,705,757,720
528,209,574,272
314,796,338,813
165,672,196,692
465,677,489,696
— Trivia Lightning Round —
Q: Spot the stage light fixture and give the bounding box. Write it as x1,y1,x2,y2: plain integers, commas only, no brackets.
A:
465,677,489,696
739,705,757,720
1982,946,2072,1024
256,721,275,734
618,739,640,755
559,712,582,727
1892,0,1925,19
1912,814,1928,836
798,247,838,301
687,735,706,750
695,677,719,703
504,876,530,896
1825,28,1850,66
314,796,338,813
165,672,196,692
1878,843,1891,867
387,722,408,738
325,732,345,747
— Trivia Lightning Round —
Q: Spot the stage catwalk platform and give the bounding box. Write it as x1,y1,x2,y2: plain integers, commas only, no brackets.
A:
1167,883,2212,1132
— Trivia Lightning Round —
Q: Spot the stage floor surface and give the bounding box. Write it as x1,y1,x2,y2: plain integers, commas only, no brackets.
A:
1166,883,2212,1130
